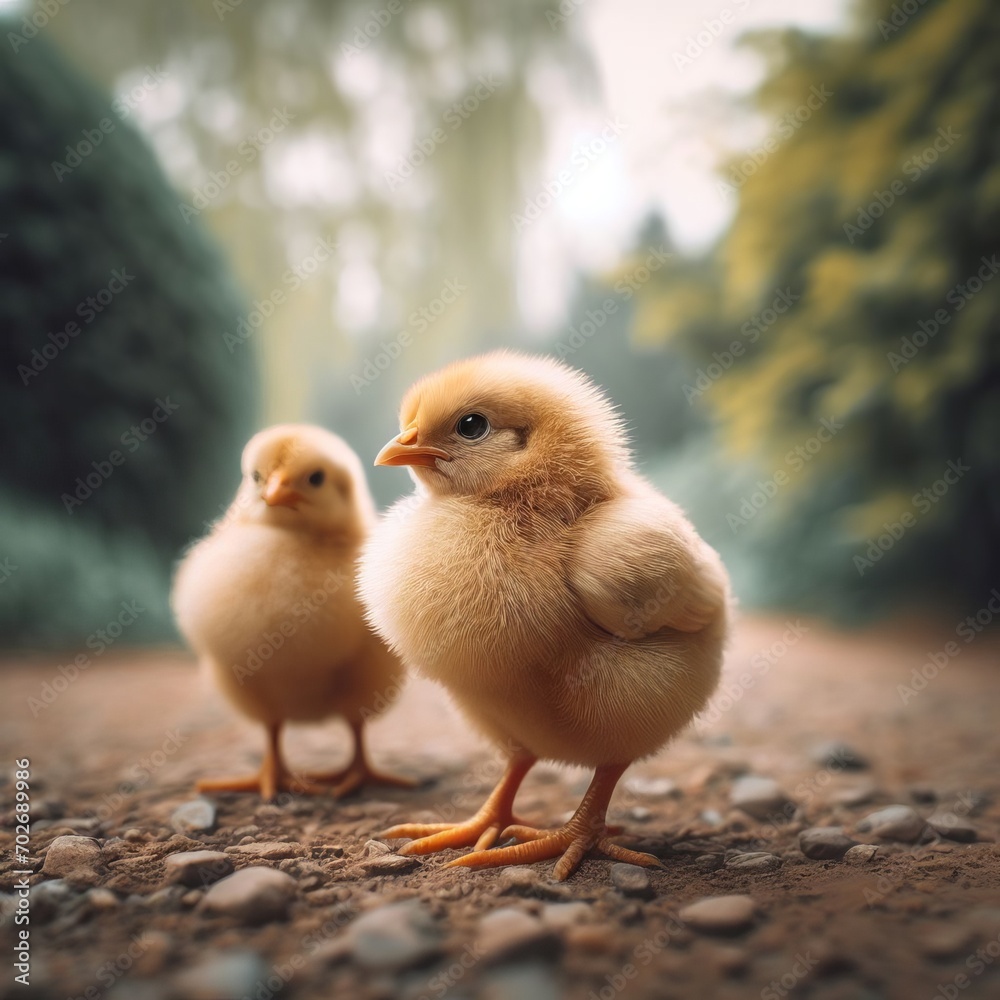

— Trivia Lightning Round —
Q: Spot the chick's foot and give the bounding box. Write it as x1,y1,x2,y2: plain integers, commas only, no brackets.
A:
446,763,663,881
196,723,329,801
305,720,418,797
381,754,536,855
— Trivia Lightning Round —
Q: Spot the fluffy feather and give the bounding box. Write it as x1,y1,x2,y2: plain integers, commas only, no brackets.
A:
360,351,732,877
173,423,408,799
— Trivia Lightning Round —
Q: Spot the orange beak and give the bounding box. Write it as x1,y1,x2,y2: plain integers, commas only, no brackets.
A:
375,425,452,468
262,472,304,507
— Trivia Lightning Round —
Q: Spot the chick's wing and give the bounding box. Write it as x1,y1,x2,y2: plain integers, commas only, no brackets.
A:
565,494,727,639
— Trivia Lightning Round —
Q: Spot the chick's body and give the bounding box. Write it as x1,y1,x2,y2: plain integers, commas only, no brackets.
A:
174,519,392,728
362,483,725,769
360,352,730,878
172,424,410,800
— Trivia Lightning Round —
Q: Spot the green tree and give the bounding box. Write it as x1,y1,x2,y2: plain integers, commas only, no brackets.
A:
0,30,258,646
639,0,1000,620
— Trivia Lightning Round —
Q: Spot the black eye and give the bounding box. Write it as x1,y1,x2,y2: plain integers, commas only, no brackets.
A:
308,470,325,487
456,413,490,440
251,471,262,483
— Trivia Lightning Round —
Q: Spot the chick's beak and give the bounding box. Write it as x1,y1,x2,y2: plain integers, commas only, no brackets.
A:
375,425,452,468
263,472,304,507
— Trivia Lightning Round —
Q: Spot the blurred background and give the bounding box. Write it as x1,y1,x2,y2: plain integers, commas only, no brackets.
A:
2,0,998,648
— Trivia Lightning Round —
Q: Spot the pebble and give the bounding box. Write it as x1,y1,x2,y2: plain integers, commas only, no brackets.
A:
173,950,270,1000
358,853,422,875
199,867,296,924
349,900,441,970
478,961,562,1000
30,880,79,922
165,850,234,887
730,776,790,821
124,829,146,842
610,863,653,897
225,841,307,861
170,799,217,836
623,775,679,799
843,845,879,864
725,852,783,872
679,895,756,934
498,867,541,895
799,827,858,861
856,805,926,843
41,836,106,884
476,907,561,962
829,782,878,807
917,923,975,960
87,888,119,910
696,854,724,872
625,806,653,822
539,902,590,929
811,740,869,771
927,816,977,842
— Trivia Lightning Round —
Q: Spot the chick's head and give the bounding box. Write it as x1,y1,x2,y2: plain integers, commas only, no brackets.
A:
375,352,630,508
235,424,375,537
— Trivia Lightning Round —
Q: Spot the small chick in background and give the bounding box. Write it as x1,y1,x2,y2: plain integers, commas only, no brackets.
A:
359,352,730,880
173,424,413,801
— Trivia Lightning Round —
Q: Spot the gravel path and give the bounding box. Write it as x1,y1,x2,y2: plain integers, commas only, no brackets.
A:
1,616,998,1000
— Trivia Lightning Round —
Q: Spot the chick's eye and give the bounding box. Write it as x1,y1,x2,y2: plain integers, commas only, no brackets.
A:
308,470,325,487
251,471,261,483
456,413,490,440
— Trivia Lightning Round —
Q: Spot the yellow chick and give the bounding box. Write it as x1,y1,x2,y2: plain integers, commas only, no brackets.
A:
172,424,413,801
358,352,730,879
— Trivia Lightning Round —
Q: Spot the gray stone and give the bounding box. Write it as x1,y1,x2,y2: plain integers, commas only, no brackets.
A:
725,852,783,872
476,907,561,962
610,863,653,896
623,775,679,799
170,799,216,835
811,740,869,771
199,867,296,924
497,866,542,894
730,776,790,821
349,900,440,970
165,850,234,887
799,827,858,861
358,852,422,875
41,835,106,884
856,805,925,842
843,844,879,864
87,888,119,910
478,961,562,1000
539,902,591,929
172,950,270,1000
29,880,79,922
927,816,977,842
917,923,975,960
679,895,756,934
225,841,307,861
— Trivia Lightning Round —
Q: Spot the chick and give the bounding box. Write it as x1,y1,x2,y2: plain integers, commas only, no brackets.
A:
358,352,730,879
172,424,413,801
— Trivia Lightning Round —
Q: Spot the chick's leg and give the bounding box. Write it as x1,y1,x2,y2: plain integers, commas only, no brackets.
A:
382,754,536,855
305,719,418,798
196,723,328,801
446,763,663,881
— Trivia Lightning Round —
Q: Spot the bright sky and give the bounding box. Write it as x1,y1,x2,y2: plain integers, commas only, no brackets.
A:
517,0,851,329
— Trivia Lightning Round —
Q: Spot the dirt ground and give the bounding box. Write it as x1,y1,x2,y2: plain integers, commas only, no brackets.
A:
1,615,999,1000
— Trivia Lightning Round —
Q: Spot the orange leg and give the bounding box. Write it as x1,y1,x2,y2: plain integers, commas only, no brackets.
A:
381,754,536,854
305,719,418,798
446,763,664,881
196,723,328,802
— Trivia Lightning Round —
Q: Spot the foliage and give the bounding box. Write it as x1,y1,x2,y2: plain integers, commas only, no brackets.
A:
0,30,258,646
636,0,1000,620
